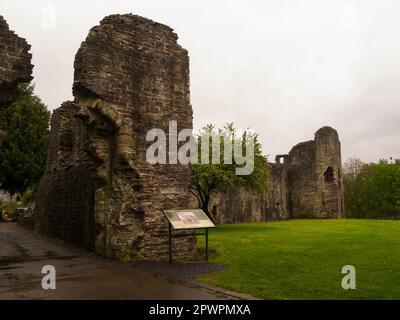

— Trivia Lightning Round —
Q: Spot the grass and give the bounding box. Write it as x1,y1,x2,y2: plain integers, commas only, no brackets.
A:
197,219,400,300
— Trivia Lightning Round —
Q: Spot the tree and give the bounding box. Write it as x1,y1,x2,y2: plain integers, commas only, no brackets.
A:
343,158,400,218
191,123,270,220
343,158,365,217
0,83,50,196
343,158,365,177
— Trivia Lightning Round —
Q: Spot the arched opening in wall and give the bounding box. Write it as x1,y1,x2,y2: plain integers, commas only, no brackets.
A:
324,167,335,183
275,155,287,164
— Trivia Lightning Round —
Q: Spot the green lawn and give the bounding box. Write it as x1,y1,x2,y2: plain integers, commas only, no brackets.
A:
197,219,400,300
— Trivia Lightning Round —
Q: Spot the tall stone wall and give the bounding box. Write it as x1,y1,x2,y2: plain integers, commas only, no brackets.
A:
287,127,344,218
314,127,344,217
286,140,319,217
34,102,98,249
0,16,33,143
34,14,195,261
270,158,289,220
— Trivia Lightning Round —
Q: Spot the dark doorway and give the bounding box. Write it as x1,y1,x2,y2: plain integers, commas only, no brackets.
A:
324,167,335,183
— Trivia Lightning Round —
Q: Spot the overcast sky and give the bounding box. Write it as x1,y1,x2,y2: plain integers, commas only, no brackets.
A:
1,0,399,162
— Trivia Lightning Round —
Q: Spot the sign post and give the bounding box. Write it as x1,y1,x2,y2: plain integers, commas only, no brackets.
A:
162,209,216,264
168,222,173,264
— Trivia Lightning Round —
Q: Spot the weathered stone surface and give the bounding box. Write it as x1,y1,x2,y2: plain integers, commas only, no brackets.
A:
287,127,344,218
0,16,33,143
209,127,344,222
33,14,195,261
208,188,270,224
270,158,289,220
33,101,98,248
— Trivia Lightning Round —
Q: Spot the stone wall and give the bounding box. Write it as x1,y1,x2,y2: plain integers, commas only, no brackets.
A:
205,162,290,224
270,159,289,220
34,14,195,261
208,127,344,223
209,188,270,224
33,102,98,249
287,127,344,218
0,16,33,143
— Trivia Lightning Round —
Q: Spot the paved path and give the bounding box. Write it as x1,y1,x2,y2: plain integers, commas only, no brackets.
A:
0,223,231,300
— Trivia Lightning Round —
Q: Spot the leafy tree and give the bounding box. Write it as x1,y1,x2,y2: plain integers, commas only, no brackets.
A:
191,123,270,220
344,158,400,218
0,83,50,196
343,158,365,217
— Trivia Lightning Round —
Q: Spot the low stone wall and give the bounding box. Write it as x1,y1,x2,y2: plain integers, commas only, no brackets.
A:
209,188,270,224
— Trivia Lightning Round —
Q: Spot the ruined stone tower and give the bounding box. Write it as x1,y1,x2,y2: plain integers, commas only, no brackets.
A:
34,14,195,261
0,16,33,143
286,127,344,218
208,127,344,223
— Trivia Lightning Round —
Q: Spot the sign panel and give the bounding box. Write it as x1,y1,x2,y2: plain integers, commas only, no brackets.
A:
162,209,216,230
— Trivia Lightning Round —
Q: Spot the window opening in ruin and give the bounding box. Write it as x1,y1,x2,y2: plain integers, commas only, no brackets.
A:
324,167,335,183
276,155,286,164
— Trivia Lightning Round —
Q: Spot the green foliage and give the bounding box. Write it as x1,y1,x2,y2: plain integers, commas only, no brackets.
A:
344,158,400,218
21,189,36,206
191,123,270,218
0,200,18,221
0,83,50,195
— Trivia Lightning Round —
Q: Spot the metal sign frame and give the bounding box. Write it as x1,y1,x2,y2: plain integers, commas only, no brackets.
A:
161,209,216,264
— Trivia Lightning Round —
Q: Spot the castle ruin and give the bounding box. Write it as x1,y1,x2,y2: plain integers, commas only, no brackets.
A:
33,14,195,261
211,127,344,223
0,13,345,262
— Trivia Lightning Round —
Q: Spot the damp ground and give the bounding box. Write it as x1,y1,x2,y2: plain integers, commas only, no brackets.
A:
0,223,234,300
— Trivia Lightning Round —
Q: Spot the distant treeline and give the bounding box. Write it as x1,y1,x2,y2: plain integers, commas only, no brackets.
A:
344,158,400,219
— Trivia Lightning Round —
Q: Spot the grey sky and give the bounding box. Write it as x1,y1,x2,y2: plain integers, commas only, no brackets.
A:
1,0,399,163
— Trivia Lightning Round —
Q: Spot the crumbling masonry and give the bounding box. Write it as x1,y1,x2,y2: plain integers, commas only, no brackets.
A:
210,127,344,223
6,13,345,261
0,16,33,143
33,14,195,261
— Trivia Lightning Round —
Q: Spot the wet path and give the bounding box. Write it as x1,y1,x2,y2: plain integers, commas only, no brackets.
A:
0,223,231,300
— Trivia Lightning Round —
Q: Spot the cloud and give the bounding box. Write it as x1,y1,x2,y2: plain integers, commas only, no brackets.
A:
1,0,399,162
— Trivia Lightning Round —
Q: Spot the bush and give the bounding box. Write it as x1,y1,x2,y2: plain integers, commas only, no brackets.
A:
21,189,36,206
